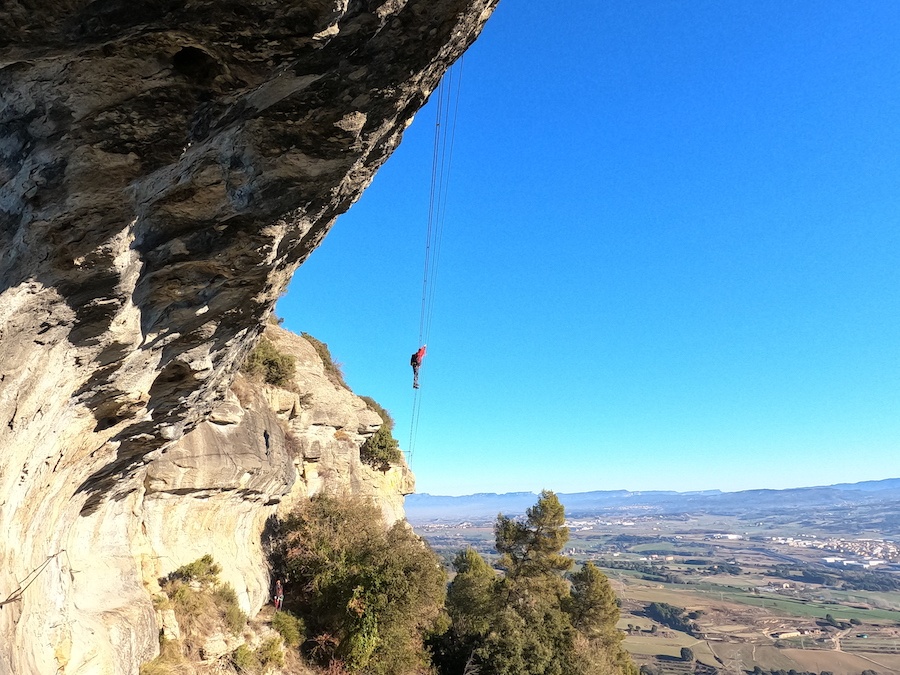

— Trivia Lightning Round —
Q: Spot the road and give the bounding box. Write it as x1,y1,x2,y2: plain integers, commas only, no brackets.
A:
831,627,850,651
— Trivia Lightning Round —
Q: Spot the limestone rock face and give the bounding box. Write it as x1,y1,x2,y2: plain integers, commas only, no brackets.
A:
0,1,495,672
141,326,414,619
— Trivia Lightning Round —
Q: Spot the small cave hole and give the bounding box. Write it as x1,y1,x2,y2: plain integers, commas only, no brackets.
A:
172,46,219,83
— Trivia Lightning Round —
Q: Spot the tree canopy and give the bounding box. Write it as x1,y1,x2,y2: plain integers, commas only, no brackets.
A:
273,495,446,674
495,489,572,580
432,491,637,675
267,491,636,675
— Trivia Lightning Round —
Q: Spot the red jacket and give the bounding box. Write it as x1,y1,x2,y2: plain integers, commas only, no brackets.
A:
411,345,426,366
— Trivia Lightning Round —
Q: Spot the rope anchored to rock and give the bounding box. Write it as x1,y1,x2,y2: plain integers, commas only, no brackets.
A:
0,550,65,609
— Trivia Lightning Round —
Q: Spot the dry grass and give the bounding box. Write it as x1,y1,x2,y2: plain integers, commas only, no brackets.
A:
781,648,900,675
162,579,247,655
152,556,248,668
141,553,358,675
163,581,215,649
139,638,191,675
230,375,257,408
708,643,797,672
300,333,348,390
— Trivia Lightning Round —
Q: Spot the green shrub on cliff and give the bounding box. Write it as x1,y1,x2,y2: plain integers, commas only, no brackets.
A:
161,555,247,639
243,338,296,386
271,494,447,674
359,396,402,469
271,610,304,647
301,332,348,389
232,644,260,671
230,637,285,674
168,554,220,583
258,637,286,669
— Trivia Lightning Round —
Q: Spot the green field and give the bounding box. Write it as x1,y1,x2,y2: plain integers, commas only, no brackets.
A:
627,542,707,556
600,565,900,625
722,591,900,623
819,588,900,612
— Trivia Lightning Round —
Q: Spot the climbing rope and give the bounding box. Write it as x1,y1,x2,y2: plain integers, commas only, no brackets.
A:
0,550,65,609
408,57,465,464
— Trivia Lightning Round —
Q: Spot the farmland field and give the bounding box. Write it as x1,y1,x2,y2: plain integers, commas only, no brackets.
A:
709,644,798,672
781,648,900,674
621,635,697,657
722,591,900,623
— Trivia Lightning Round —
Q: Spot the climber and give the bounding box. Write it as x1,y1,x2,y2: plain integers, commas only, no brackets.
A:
274,579,284,610
410,344,426,389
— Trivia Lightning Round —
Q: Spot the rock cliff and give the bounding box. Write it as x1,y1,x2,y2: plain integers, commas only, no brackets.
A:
0,1,496,672
142,325,415,647
3,322,415,674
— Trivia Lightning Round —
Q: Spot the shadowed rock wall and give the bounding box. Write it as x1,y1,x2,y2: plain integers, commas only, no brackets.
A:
0,1,495,672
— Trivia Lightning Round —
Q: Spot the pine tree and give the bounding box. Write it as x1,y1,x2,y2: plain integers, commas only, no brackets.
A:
433,492,638,675
567,562,620,636
568,562,637,675
446,548,497,636
495,490,572,579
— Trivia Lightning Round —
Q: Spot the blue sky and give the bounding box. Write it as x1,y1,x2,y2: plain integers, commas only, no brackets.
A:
278,0,900,496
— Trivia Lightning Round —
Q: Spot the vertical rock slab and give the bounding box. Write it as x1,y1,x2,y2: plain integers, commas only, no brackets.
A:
0,1,497,672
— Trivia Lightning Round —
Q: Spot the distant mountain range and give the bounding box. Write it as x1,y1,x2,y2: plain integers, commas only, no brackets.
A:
405,478,900,524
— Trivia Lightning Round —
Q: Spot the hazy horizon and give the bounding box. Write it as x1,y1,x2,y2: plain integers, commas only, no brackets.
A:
409,475,900,499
